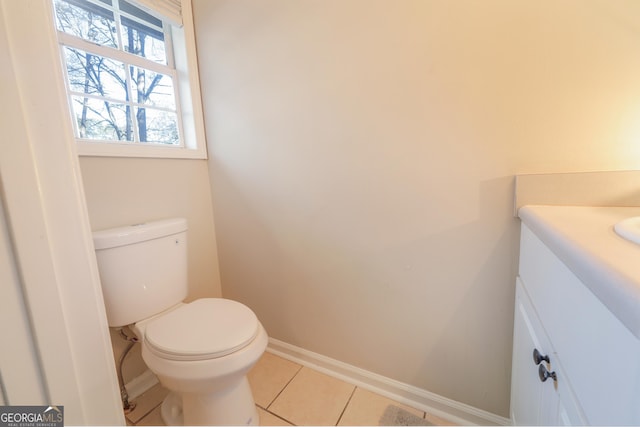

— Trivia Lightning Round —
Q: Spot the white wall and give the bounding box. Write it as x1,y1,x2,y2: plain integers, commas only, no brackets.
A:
193,0,640,416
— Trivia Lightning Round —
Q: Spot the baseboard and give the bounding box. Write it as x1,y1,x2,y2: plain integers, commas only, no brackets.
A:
125,369,159,401
267,338,511,426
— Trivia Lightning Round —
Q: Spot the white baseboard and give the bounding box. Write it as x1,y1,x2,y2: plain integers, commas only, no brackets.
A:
267,338,511,426
125,369,159,401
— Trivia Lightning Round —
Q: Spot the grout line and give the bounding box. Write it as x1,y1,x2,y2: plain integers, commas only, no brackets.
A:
334,385,357,426
132,401,163,426
265,363,303,410
256,402,297,426
264,408,297,426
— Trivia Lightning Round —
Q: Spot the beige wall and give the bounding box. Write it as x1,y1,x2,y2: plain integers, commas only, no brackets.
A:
193,0,640,417
80,157,222,383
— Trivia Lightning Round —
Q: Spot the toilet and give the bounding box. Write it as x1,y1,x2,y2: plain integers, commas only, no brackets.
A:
92,218,268,426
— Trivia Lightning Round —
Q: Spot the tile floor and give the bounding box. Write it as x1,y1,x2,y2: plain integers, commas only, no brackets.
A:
125,352,457,426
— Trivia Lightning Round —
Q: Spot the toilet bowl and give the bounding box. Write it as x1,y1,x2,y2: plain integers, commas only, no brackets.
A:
133,299,268,425
92,218,268,425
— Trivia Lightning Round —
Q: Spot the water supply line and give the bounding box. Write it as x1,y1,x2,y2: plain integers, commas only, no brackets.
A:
117,327,138,413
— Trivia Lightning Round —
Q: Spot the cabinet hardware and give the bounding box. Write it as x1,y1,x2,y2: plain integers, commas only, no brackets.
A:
538,363,557,383
533,348,550,365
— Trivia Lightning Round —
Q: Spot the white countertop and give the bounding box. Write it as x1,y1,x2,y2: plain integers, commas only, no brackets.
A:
518,205,640,340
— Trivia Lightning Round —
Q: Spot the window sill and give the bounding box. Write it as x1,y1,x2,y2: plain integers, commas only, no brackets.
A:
76,141,207,159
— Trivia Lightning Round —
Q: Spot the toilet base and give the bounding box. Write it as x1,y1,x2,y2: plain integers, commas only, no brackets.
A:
160,392,183,425
159,377,259,426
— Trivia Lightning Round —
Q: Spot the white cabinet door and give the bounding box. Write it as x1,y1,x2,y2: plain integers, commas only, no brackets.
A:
512,278,587,426
553,359,587,426
511,278,556,425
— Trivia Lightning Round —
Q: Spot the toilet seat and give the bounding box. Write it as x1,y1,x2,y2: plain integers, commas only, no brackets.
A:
144,298,259,361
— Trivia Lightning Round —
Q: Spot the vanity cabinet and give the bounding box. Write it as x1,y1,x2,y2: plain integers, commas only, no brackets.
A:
511,223,640,425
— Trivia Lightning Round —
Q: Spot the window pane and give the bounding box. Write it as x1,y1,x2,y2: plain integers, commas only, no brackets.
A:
119,0,166,65
64,47,129,101
72,96,133,141
120,19,167,64
128,66,176,109
136,108,179,145
54,0,117,48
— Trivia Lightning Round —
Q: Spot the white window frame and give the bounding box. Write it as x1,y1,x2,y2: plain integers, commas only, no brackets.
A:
53,0,207,159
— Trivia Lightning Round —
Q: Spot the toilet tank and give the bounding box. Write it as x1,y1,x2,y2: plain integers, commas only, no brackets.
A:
93,218,188,327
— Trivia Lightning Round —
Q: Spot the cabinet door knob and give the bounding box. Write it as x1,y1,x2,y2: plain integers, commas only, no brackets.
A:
533,348,550,365
538,364,557,383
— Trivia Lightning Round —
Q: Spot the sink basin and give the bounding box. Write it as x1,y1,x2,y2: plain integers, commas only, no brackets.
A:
614,216,640,245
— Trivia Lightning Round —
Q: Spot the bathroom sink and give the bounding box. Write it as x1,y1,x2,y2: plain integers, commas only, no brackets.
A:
614,216,640,245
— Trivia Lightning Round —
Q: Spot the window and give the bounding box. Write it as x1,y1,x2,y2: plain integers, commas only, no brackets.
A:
52,0,206,158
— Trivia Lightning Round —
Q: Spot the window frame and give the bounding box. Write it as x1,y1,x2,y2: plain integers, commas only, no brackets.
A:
53,0,207,159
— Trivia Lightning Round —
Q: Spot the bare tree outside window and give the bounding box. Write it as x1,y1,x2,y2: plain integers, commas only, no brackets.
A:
54,0,180,145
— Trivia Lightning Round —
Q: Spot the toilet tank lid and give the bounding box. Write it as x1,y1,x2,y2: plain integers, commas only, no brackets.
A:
93,218,187,250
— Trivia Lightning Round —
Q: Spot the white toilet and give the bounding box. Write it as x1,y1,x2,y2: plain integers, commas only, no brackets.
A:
92,218,268,426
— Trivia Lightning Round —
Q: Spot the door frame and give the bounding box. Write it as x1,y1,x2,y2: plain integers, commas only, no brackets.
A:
0,1,124,424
